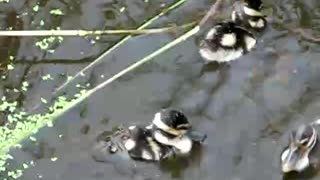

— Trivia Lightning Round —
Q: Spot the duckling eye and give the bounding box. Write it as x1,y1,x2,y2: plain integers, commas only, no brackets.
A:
121,135,129,141
298,138,311,150
300,139,309,146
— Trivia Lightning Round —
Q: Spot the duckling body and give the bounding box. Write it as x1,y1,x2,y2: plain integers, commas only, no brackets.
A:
198,0,268,63
281,120,320,173
232,0,267,32
199,21,256,63
124,125,175,161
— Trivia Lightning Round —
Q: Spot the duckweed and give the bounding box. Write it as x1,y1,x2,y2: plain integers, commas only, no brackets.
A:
7,64,14,70
0,87,87,178
42,74,53,81
50,9,64,15
32,5,39,12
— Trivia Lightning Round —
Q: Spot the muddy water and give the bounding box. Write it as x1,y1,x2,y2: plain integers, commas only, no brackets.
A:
2,0,320,179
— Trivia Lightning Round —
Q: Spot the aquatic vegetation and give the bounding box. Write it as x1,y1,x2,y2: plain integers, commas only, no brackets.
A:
0,0,190,178
0,89,87,179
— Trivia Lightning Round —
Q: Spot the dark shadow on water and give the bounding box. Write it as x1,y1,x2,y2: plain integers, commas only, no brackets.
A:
282,167,319,180
201,61,222,74
159,144,204,178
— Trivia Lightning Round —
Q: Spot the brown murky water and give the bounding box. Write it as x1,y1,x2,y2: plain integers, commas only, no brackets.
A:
2,0,320,179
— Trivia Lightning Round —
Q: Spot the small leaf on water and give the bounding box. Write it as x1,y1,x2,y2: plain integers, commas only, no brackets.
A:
40,97,47,104
47,121,53,127
29,136,37,142
30,160,35,166
23,163,28,169
15,144,22,148
33,5,39,12
22,81,29,87
50,9,64,15
67,76,73,81
7,64,14,70
120,7,126,12
6,154,13,160
50,157,58,162
40,20,45,26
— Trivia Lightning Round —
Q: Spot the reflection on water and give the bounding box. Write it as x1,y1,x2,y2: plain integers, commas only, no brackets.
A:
2,0,320,179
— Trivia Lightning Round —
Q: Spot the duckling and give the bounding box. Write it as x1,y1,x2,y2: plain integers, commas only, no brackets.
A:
92,125,174,162
280,120,320,173
199,21,257,63
92,110,207,163
232,0,267,32
151,109,207,155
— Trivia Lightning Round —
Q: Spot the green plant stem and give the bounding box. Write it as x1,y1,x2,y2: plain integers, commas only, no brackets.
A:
0,23,195,37
52,0,187,96
56,26,199,114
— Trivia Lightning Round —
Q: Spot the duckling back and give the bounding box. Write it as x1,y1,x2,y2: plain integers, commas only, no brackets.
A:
125,125,176,161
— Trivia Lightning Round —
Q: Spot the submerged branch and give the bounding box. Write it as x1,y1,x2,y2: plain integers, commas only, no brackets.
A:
291,28,320,43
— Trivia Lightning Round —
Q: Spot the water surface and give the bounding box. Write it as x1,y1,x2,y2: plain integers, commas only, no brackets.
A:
2,0,320,180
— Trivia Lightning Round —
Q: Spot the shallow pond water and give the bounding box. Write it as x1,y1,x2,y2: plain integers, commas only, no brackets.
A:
2,0,320,180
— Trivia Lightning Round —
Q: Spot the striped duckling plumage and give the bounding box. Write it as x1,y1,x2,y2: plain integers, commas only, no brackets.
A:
92,109,207,162
150,109,206,155
123,125,174,161
199,21,257,63
281,119,320,173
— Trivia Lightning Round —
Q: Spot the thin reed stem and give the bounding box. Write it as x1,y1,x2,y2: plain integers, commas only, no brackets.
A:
0,22,195,37
53,0,187,96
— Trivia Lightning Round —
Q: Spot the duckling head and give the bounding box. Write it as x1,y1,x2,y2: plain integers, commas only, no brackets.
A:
232,0,266,31
280,124,317,173
243,0,263,11
151,109,207,154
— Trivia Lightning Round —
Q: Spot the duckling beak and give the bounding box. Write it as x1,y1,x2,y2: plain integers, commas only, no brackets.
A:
281,147,310,173
185,130,207,143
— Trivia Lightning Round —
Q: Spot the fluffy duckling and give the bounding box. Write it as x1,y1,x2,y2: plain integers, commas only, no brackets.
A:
92,109,206,162
232,0,267,31
280,120,320,173
199,21,257,63
150,109,207,155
